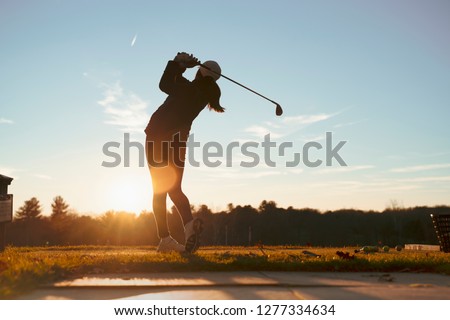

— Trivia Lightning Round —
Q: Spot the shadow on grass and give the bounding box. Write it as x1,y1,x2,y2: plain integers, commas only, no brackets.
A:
1,246,450,298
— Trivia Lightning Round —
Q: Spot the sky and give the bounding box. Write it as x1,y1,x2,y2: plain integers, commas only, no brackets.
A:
1,0,449,215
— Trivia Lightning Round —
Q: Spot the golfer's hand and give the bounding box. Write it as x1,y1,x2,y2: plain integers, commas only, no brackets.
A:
174,52,199,68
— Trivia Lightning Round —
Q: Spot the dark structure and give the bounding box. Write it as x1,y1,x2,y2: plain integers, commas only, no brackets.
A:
431,214,450,253
0,174,14,251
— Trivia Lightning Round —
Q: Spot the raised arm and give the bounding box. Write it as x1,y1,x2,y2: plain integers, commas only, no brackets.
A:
159,52,199,95
158,61,188,95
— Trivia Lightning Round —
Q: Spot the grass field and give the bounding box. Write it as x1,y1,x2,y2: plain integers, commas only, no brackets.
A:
1,245,449,298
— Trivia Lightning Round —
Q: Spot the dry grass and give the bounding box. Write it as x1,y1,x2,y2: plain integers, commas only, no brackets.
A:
1,245,449,298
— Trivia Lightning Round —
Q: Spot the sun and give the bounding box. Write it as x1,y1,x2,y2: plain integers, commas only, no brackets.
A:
105,178,150,214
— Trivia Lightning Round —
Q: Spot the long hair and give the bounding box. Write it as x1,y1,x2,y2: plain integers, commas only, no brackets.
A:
199,77,225,113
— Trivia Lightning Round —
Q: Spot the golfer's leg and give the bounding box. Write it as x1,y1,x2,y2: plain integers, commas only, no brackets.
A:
168,166,193,226
152,192,170,239
146,137,170,239
167,139,193,225
169,164,202,253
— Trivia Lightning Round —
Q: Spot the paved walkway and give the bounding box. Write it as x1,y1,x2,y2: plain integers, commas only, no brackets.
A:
18,272,450,300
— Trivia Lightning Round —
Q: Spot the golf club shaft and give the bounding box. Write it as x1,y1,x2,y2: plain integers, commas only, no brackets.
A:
199,63,278,106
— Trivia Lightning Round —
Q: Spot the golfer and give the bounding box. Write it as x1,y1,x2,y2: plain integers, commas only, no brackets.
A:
145,52,223,253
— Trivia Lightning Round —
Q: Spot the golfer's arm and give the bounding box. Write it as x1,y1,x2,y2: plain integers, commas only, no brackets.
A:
159,61,189,95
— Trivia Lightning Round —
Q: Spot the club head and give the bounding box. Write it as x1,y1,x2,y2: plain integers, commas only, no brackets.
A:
275,104,283,116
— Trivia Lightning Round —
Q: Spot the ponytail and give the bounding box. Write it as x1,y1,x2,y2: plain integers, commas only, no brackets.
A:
200,77,225,113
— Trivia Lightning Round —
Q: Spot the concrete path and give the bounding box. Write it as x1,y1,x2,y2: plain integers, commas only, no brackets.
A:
18,272,450,300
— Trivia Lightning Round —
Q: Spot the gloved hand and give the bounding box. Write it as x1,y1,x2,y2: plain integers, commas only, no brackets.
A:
174,52,199,68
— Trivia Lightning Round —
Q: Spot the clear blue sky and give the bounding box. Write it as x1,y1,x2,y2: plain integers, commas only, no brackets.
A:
1,0,449,215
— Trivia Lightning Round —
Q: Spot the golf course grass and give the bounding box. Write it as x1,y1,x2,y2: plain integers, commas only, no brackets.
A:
1,245,449,298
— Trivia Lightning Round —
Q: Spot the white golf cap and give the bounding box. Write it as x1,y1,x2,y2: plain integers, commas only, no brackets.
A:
199,60,221,81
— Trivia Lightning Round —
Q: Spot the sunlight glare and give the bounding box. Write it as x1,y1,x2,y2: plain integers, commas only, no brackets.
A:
106,178,149,214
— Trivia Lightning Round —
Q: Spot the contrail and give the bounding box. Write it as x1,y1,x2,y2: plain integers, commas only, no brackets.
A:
131,34,137,47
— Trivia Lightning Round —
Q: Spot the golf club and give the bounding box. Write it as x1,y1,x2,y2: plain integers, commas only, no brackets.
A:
198,62,283,116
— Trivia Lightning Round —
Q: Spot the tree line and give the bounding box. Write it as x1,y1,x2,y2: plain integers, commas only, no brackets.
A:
4,197,445,247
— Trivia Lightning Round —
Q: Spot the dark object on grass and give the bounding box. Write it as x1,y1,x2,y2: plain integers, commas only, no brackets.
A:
378,273,394,282
302,250,321,258
354,246,379,253
336,251,355,260
258,244,269,257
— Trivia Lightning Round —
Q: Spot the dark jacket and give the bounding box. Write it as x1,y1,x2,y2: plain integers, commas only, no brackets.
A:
145,61,214,140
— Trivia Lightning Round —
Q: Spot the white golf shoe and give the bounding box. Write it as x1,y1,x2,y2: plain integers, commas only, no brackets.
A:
156,236,185,253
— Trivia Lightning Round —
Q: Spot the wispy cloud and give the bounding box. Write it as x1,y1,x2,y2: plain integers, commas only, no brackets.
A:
309,179,420,193
33,174,52,180
98,82,150,132
244,125,282,139
212,170,281,180
0,117,14,124
193,166,282,180
263,121,281,129
400,176,450,183
243,112,337,139
282,113,335,125
0,166,21,179
390,163,450,173
310,174,450,194
131,34,137,47
298,134,326,142
333,119,366,128
314,165,375,174
386,151,450,161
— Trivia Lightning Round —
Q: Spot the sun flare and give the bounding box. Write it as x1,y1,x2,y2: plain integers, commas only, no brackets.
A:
105,178,149,214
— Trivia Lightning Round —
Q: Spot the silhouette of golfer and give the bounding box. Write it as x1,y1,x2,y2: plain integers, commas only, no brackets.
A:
145,52,223,253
